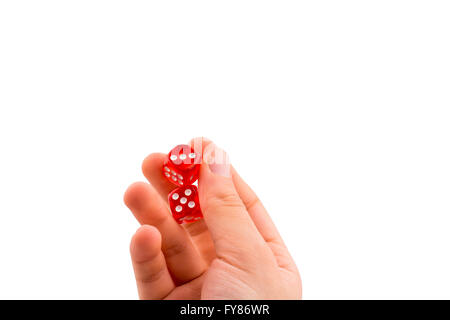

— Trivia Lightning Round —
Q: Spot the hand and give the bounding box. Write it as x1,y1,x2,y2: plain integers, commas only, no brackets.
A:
124,138,301,299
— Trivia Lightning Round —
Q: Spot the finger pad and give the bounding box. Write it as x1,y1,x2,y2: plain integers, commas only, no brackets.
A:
142,153,166,178
131,225,162,262
124,182,151,210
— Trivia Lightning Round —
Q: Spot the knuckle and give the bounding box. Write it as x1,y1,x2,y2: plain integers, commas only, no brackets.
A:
162,241,188,258
201,191,245,213
243,196,262,212
136,267,166,284
150,211,170,228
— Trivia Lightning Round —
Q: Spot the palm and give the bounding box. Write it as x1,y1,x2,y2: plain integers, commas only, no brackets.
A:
163,221,215,300
165,224,300,300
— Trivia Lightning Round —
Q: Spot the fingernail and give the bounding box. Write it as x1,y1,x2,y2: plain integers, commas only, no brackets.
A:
204,144,231,177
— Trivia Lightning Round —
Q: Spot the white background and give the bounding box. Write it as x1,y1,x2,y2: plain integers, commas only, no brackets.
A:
0,1,449,299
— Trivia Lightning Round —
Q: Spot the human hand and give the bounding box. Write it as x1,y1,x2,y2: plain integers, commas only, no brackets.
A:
124,138,301,299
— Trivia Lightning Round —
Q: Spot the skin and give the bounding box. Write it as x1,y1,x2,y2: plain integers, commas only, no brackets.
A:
124,137,302,299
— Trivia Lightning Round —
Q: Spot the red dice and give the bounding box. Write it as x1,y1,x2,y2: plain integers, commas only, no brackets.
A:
163,144,201,187
168,185,203,224
164,144,203,224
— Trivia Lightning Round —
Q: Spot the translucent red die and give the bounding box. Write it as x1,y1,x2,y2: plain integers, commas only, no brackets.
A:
168,185,203,224
163,144,201,187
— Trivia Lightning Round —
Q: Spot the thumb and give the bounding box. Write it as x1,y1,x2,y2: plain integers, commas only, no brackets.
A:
198,144,263,254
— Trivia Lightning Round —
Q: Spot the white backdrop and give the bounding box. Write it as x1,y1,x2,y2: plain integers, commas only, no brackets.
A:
0,1,449,299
